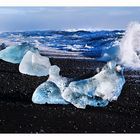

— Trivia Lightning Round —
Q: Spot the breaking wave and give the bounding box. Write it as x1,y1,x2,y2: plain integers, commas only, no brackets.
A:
0,22,140,70
120,22,140,70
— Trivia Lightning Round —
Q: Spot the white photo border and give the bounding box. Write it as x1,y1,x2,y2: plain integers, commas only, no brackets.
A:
0,0,140,6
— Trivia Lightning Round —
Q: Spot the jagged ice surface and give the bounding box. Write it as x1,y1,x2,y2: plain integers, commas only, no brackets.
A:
62,61,125,109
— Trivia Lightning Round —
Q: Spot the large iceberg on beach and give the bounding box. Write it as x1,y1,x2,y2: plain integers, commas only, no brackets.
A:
19,50,51,76
32,61,125,108
32,65,68,104
0,43,31,64
62,61,125,109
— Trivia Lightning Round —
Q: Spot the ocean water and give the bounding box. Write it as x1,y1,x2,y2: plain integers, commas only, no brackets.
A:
0,22,140,70
0,29,124,60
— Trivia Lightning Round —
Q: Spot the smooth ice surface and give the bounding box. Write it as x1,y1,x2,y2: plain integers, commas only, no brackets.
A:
32,81,68,104
19,50,51,76
62,61,125,109
32,65,68,104
0,44,31,64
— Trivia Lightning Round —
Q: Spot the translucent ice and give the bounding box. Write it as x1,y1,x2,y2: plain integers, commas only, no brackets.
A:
32,65,68,104
93,62,125,101
0,43,31,64
47,65,68,92
62,61,125,109
62,87,109,109
19,50,51,76
32,81,68,104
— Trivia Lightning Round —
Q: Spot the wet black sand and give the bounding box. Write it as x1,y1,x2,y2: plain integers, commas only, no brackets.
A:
0,59,140,133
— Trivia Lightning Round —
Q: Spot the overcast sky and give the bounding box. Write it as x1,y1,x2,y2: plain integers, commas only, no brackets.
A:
0,7,140,31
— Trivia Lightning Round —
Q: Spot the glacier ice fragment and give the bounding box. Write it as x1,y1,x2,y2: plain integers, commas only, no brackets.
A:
47,65,68,92
32,81,68,104
32,65,68,104
0,43,31,64
62,61,125,109
32,61,125,108
19,50,51,76
63,87,109,109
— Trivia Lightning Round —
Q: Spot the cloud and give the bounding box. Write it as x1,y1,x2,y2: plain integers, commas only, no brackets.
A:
0,7,140,31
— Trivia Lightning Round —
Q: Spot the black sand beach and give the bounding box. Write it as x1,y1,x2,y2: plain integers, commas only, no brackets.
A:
0,59,140,133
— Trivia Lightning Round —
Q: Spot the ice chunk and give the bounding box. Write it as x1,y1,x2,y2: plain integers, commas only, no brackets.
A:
63,87,109,109
19,50,51,76
32,81,68,104
0,43,31,64
47,65,68,92
32,61,125,108
32,65,68,104
93,61,125,101
62,61,125,109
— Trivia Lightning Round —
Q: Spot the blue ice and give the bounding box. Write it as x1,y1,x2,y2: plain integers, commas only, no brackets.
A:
0,43,32,64
32,65,68,104
62,61,125,108
32,61,125,108
62,87,109,109
32,81,68,104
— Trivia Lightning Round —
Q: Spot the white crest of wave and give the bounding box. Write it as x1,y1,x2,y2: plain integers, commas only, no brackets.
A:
120,22,140,69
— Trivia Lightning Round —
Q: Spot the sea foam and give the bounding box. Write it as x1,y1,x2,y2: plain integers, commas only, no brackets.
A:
120,22,140,70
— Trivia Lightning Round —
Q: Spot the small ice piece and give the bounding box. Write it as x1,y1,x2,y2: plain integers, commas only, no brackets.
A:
19,50,51,76
0,43,31,64
62,61,125,109
32,81,68,104
47,65,68,92
32,65,68,104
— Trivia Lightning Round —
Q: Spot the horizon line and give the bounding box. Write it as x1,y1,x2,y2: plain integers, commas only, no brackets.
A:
0,28,125,33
